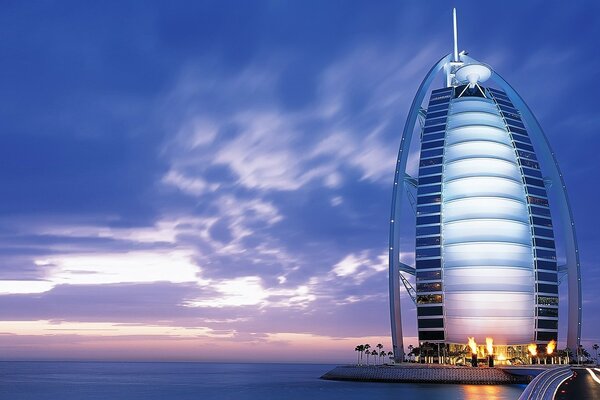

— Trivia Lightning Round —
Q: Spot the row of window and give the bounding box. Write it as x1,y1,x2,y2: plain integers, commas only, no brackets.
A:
537,319,558,330
418,318,444,329
421,139,445,150
537,283,558,294
537,331,558,341
416,258,441,269
426,110,448,120
423,124,446,134
424,117,447,128
421,147,444,159
422,131,445,143
533,226,554,238
528,195,549,207
417,185,441,196
537,271,558,283
534,237,555,249
417,294,443,304
416,247,441,258
536,248,556,261
417,305,443,316
417,282,442,292
427,103,449,114
419,165,442,176
417,204,441,215
416,270,442,281
537,295,558,306
417,195,441,206
537,259,557,271
532,215,553,228
416,225,440,237
416,236,441,247
537,307,559,317
527,185,548,198
419,330,445,341
420,157,443,167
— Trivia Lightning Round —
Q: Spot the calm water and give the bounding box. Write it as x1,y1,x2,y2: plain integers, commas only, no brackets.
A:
0,362,526,400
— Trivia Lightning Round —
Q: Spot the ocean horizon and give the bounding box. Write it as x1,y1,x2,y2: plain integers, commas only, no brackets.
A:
0,361,526,400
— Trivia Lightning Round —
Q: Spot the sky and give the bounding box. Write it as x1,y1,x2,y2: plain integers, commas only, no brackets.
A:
0,1,599,363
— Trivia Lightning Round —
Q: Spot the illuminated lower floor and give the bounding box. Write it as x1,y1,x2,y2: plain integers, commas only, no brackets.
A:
410,342,568,366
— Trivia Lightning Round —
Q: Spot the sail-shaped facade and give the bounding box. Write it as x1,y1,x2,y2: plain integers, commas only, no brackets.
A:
388,13,581,362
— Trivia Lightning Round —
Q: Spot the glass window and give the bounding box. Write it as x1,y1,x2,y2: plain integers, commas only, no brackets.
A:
428,98,450,107
527,186,548,197
417,282,442,292
417,294,443,304
512,134,532,144
418,318,444,329
531,205,551,217
537,319,558,330
507,118,526,129
533,226,554,238
422,132,445,142
416,271,442,281
536,248,556,260
415,258,441,269
417,305,443,316
417,185,441,196
416,236,440,247
417,215,440,226
520,159,540,169
420,157,443,167
522,167,542,178
532,216,552,227
419,330,445,341
537,307,558,318
535,237,555,249
510,126,528,136
423,125,445,134
495,98,513,107
525,177,544,187
502,110,521,120
421,148,444,158
528,196,549,207
421,140,445,150
536,260,557,271
416,247,441,258
536,271,557,283
537,296,558,306
424,117,447,128
517,149,537,160
536,332,557,341
419,165,442,176
515,141,534,152
427,104,449,114
416,225,440,237
417,204,441,215
426,110,447,119
419,175,442,185
537,283,558,294
417,195,441,205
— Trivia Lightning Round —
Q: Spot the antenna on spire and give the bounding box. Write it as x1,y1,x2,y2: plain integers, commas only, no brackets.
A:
452,8,459,62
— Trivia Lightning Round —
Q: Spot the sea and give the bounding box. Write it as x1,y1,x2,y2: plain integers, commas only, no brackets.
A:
0,362,526,400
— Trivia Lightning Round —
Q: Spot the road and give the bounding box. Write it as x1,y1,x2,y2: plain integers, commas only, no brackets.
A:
554,367,600,400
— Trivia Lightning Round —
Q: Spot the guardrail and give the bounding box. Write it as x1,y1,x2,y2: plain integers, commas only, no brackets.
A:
517,366,572,400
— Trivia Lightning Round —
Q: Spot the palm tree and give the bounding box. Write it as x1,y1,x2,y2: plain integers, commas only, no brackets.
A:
408,345,414,362
365,349,371,366
387,351,393,363
593,344,599,365
355,345,361,365
376,344,383,365
357,344,365,365
380,350,386,364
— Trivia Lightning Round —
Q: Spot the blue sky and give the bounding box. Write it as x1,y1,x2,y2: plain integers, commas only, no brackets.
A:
0,1,598,362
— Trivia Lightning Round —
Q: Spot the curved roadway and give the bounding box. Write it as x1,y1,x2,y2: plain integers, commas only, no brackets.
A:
554,367,600,399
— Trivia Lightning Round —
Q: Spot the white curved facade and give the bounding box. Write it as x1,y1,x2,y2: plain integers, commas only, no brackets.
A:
442,97,535,344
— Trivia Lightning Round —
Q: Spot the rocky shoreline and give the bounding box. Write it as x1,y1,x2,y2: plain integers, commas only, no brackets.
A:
320,364,531,385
